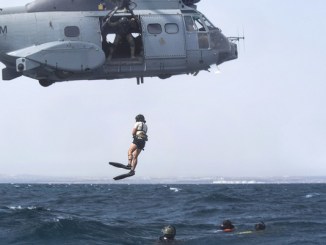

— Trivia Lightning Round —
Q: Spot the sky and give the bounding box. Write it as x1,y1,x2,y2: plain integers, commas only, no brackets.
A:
0,0,326,180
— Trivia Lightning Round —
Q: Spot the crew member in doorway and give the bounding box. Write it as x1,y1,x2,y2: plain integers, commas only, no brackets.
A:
108,16,137,59
127,114,148,176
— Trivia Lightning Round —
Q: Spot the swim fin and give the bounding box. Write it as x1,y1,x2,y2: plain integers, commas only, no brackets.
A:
109,162,131,170
113,170,135,180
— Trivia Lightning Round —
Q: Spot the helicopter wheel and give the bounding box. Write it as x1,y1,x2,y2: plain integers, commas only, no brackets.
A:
39,79,54,87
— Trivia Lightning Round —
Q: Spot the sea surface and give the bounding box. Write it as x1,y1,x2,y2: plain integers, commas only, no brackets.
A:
1,184,326,244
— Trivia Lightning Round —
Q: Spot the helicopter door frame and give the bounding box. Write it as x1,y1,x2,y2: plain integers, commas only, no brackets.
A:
183,15,199,50
141,14,186,58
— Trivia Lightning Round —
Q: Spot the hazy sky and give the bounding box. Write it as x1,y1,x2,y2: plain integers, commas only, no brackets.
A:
1,0,326,179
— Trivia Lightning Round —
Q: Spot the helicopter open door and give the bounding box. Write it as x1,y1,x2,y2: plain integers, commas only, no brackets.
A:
141,15,186,58
100,9,143,61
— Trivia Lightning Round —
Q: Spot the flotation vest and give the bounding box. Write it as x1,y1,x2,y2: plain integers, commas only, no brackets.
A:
223,228,235,232
135,122,148,141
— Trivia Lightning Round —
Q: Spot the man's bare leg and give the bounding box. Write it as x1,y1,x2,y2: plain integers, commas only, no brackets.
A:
131,149,141,171
128,143,137,167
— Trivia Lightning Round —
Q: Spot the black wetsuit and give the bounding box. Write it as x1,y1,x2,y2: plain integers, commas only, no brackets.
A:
159,236,175,243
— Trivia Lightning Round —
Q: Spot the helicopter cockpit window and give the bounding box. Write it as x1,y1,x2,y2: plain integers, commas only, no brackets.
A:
147,24,162,35
64,26,80,37
202,15,216,30
192,16,206,32
184,16,197,32
165,23,179,34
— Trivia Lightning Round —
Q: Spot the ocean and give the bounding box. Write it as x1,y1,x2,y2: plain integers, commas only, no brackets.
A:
1,184,325,244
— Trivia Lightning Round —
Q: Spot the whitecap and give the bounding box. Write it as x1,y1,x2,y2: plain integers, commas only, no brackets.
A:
169,187,181,192
27,206,50,211
213,180,263,184
9,205,22,210
305,193,320,198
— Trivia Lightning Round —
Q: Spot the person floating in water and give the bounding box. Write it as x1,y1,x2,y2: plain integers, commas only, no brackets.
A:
159,225,176,242
233,221,267,235
127,114,148,176
220,220,235,232
254,221,266,231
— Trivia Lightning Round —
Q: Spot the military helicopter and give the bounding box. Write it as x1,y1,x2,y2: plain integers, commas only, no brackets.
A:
0,0,240,87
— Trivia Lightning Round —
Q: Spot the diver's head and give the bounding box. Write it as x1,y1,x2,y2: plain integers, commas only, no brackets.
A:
255,221,266,231
161,225,176,240
220,220,235,231
135,114,146,123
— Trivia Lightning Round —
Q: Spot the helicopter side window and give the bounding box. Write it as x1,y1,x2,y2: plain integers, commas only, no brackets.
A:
64,26,80,38
147,24,162,35
165,23,179,34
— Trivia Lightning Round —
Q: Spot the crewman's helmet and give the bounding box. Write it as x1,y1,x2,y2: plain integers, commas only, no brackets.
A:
162,225,176,239
135,114,146,123
220,220,235,231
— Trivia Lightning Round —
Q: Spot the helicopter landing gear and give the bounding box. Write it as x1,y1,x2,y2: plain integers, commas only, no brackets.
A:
39,79,54,87
137,77,144,85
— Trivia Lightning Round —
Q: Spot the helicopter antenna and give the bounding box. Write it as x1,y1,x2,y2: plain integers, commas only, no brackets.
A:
228,26,245,42
228,36,245,42
228,27,246,53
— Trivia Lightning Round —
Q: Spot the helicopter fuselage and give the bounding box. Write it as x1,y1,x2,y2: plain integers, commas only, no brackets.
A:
0,0,238,86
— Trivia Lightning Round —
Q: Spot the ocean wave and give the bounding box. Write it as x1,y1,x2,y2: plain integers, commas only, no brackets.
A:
169,187,181,192
11,217,134,244
213,180,264,184
305,193,321,198
7,205,50,211
191,192,245,204
1,184,326,245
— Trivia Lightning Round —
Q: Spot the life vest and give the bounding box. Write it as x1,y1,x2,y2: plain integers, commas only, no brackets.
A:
223,228,235,232
135,122,148,141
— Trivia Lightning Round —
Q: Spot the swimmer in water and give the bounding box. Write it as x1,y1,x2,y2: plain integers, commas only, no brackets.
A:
220,219,235,232
159,225,176,242
255,221,266,231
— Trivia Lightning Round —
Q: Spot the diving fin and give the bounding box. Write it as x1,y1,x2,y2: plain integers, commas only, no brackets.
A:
109,162,131,170
113,170,135,180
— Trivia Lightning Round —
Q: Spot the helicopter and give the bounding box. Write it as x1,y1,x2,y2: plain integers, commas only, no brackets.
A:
0,0,240,87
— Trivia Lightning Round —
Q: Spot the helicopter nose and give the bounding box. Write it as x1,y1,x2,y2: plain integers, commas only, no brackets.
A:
230,42,238,59
210,30,238,64
216,42,238,65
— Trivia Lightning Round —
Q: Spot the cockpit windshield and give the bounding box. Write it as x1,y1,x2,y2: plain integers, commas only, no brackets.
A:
185,14,219,32
192,15,206,32
202,15,217,30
